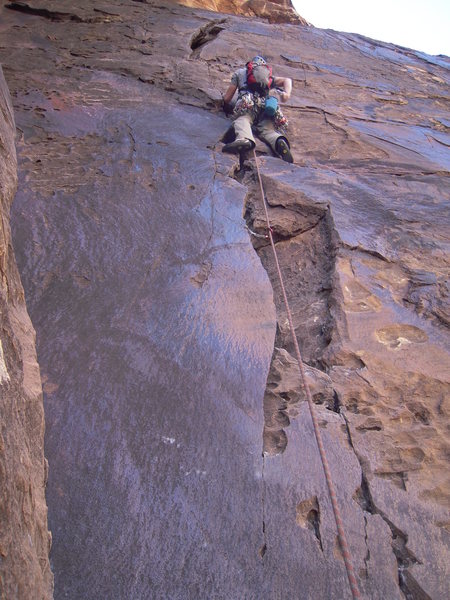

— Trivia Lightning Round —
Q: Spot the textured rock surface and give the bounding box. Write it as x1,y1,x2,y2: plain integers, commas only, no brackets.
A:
0,67,52,599
0,0,449,598
175,0,308,24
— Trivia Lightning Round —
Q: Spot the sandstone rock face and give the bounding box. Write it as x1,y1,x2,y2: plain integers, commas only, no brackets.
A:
174,0,308,25
0,67,53,599
1,1,449,599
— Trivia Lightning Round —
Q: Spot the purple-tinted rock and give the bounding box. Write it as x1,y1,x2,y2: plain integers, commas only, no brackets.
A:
0,1,449,598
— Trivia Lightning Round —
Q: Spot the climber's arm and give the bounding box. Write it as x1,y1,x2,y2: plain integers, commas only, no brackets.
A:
222,83,237,115
273,77,292,102
223,83,237,105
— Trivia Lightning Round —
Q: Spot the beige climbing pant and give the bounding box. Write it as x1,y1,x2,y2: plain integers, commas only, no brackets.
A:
233,113,283,152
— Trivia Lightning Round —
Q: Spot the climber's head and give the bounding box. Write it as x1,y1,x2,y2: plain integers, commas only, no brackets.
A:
250,55,267,66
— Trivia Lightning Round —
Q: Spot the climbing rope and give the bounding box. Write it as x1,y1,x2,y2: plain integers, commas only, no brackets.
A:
252,150,362,600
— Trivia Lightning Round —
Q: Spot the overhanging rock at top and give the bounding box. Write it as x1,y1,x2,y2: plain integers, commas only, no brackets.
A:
175,0,309,24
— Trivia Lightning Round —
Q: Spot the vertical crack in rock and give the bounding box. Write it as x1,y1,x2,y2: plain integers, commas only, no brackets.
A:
332,389,341,413
238,166,335,455
226,155,431,598
227,161,337,560
343,411,430,599
362,515,370,579
259,453,268,560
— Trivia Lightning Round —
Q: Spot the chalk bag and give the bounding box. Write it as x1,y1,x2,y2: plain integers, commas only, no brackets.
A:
264,96,278,117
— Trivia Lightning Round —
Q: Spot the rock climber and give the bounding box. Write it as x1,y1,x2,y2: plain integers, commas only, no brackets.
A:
221,56,293,163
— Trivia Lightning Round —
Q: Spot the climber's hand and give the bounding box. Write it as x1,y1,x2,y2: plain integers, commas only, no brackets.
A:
223,101,234,116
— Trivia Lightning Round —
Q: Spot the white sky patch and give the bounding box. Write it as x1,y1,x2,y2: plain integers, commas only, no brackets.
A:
292,0,450,56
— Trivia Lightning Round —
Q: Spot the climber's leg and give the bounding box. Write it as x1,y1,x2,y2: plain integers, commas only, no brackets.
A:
222,113,256,154
255,119,293,163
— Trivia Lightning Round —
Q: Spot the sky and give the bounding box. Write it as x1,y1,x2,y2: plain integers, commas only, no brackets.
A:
291,0,450,57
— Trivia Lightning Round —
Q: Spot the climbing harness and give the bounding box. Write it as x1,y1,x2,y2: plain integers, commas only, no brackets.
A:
232,92,289,132
252,149,362,600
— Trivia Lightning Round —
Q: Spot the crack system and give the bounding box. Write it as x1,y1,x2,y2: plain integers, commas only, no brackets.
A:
231,161,334,563
342,412,430,599
226,157,432,598
259,454,268,560
238,164,335,456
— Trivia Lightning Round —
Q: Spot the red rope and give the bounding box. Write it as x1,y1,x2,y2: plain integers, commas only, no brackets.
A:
253,150,362,599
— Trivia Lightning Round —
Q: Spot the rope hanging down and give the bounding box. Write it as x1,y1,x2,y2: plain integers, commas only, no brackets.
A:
252,150,362,600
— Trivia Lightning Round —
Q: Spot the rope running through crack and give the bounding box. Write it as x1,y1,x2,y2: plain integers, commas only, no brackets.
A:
252,149,362,600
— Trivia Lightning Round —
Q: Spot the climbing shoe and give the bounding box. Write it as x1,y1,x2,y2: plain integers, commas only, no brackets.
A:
275,138,293,163
222,138,254,154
